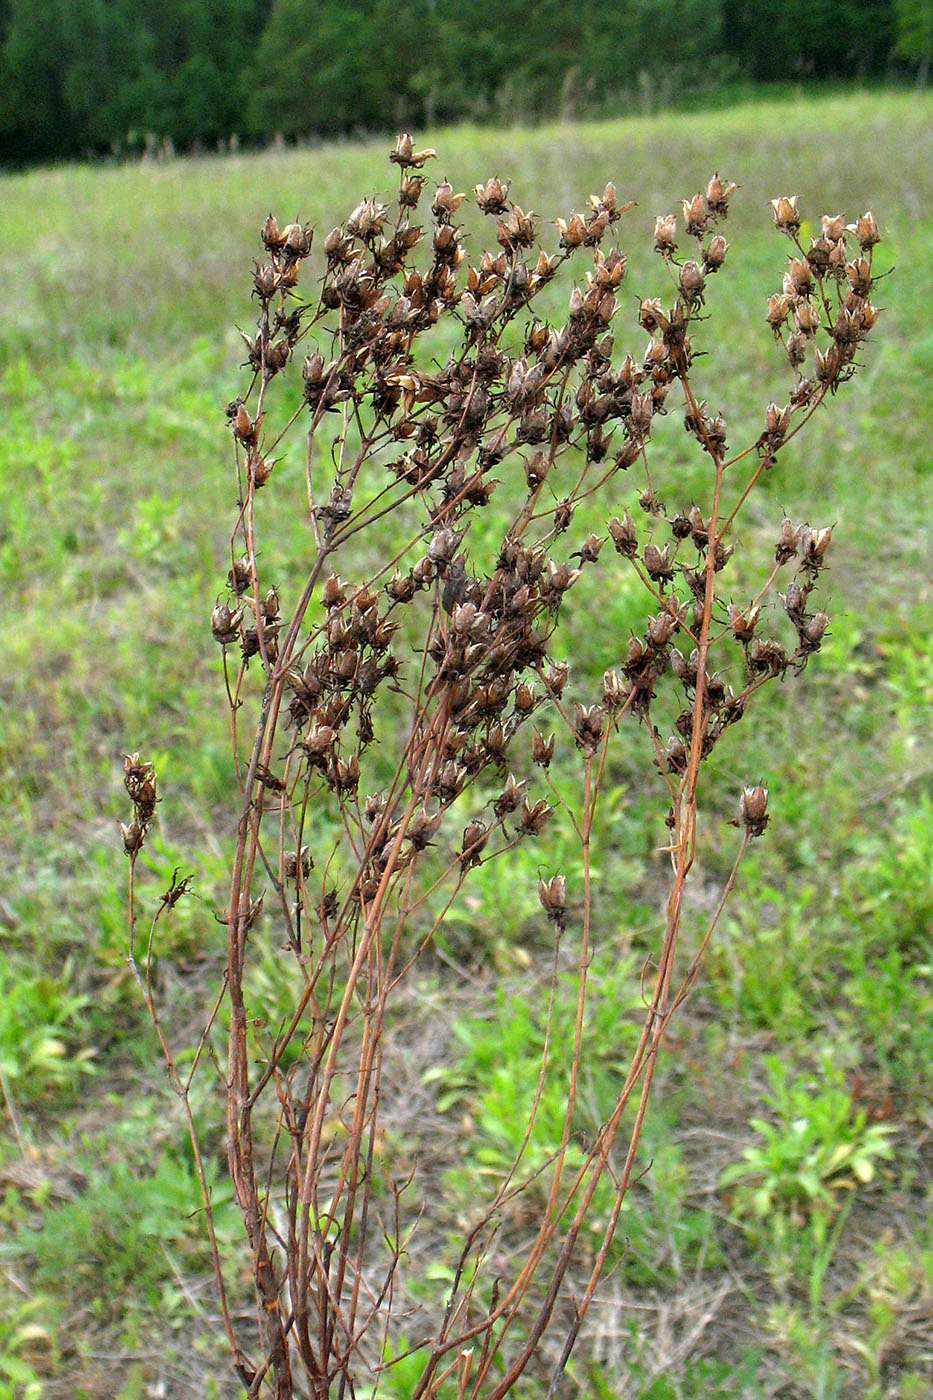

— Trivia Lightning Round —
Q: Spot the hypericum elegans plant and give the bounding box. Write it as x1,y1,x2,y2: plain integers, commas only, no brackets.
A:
123,135,883,1399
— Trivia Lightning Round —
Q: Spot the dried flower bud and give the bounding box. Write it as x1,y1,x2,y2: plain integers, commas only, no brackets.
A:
585,208,610,244
818,213,844,243
249,454,276,488
639,296,667,333
211,600,242,644
261,213,283,248
747,637,788,676
688,504,708,550
393,132,415,164
614,437,641,470
121,819,146,856
859,301,882,333
283,847,313,880
474,175,509,214
782,580,807,619
813,343,841,384
407,807,442,850
842,252,871,294
654,214,677,253
494,773,527,818
519,798,552,835
557,212,588,249
602,668,627,709
794,299,820,336
387,571,417,604
323,574,348,608
332,754,360,794
281,222,312,256
704,234,729,270
573,702,605,753
541,560,581,598
682,193,708,236
771,196,800,235
727,602,761,642
553,499,574,534
679,260,705,300
514,682,536,714
460,819,489,870
252,263,278,298
432,181,466,219
303,353,326,388
123,753,157,807
799,525,833,572
776,523,802,576
629,391,654,437
578,532,604,563
428,527,462,565
847,211,880,249
391,133,435,168
538,874,567,928
712,538,734,571
706,173,738,216
335,649,359,682
608,513,638,557
766,293,791,331
800,610,829,650
497,204,537,249
233,401,258,444
739,785,769,838
545,661,569,695
347,199,389,241
646,611,678,647
785,330,808,368
670,648,698,686
643,541,675,582
591,180,619,216
660,736,687,775
765,402,791,440
397,175,425,208
303,724,336,760
532,731,556,767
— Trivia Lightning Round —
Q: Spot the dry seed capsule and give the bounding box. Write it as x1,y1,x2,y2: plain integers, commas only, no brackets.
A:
538,874,567,927
532,731,555,767
771,196,800,236
740,785,769,838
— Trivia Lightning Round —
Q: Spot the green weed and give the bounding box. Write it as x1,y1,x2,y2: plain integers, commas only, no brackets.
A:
719,1056,895,1228
0,956,94,1099
0,1291,52,1400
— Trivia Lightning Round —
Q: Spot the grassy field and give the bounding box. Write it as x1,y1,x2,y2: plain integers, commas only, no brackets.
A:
0,88,931,1399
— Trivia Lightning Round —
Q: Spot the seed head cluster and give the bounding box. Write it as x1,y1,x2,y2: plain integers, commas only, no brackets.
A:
124,137,883,907
121,752,157,856
120,137,884,1399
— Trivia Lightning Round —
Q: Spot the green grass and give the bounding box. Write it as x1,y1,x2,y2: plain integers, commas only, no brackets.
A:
0,88,930,1397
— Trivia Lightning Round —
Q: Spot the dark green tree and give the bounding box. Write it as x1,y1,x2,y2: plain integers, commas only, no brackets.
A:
249,0,441,140
721,0,895,80
144,0,266,146
0,0,910,167
0,0,265,164
894,0,932,79
0,0,90,162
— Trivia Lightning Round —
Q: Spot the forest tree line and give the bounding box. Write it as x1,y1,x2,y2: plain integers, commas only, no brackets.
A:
0,0,928,167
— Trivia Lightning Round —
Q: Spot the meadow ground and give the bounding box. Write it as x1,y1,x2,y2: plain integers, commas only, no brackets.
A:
0,89,931,1398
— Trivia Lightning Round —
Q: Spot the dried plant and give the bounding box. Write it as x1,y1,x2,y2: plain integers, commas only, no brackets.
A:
124,136,883,1399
